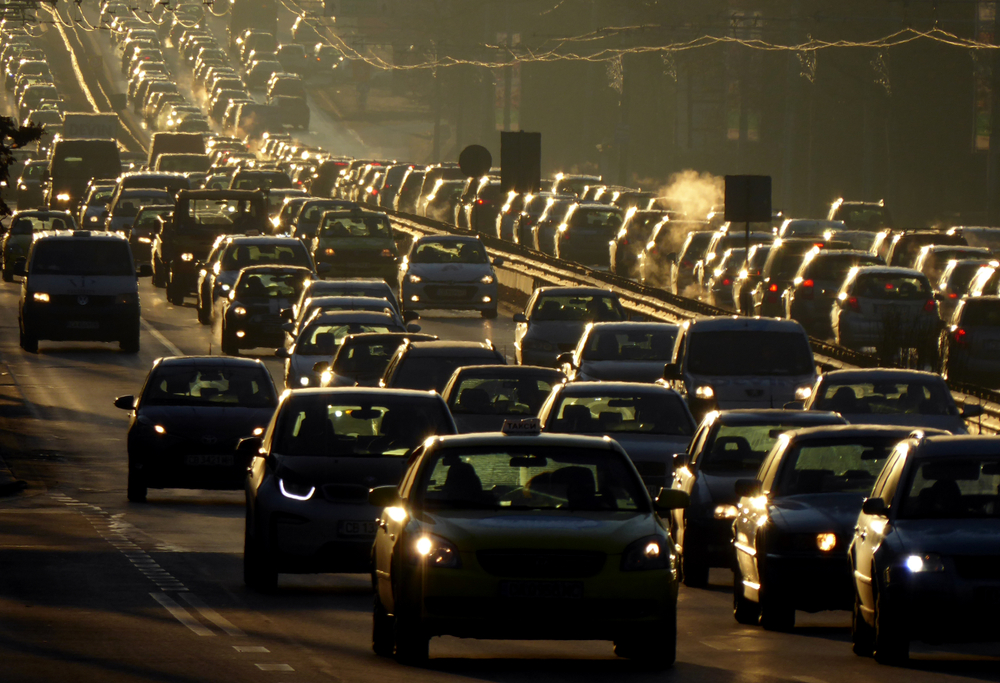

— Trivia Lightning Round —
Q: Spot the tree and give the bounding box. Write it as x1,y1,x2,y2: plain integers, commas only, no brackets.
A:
0,116,43,215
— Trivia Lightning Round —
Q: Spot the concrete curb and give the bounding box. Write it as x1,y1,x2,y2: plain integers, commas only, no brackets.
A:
0,363,27,497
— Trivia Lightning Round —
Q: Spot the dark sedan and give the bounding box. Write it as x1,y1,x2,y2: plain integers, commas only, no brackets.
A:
115,356,278,502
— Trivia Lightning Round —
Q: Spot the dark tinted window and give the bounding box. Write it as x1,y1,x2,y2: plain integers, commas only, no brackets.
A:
853,273,931,299
897,458,1000,519
235,271,309,299
803,254,880,281
221,243,310,269
319,215,392,239
958,299,1000,326
412,239,487,264
333,338,408,378
531,294,623,322
450,374,560,416
31,240,132,276
773,437,894,496
549,392,693,436
142,365,275,407
393,353,502,392
687,330,813,376
813,380,956,416
582,328,676,361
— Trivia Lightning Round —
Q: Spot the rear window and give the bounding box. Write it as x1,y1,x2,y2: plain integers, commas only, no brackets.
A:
185,198,264,231
679,231,713,260
31,240,133,276
687,330,813,376
769,244,818,280
393,353,503,392
852,273,930,299
297,321,400,354
11,215,72,234
582,328,676,361
700,423,799,473
803,254,879,281
531,294,624,322
958,299,1000,326
572,209,622,229
813,380,956,416
333,338,407,377
319,215,392,239
222,243,310,270
449,374,560,416
142,365,275,408
549,392,693,436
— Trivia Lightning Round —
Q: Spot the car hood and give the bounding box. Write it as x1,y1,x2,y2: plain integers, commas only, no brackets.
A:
838,413,968,434
138,405,273,444
602,433,692,464
290,351,327,376
217,271,240,289
454,413,510,434
276,453,409,488
408,262,492,283
420,509,660,553
525,321,590,348
768,492,866,535
578,360,667,383
893,518,1000,556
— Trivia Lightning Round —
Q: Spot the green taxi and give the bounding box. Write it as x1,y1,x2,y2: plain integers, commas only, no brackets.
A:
369,418,689,666
310,207,399,281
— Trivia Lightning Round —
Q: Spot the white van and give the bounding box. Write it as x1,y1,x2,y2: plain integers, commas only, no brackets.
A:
16,230,151,353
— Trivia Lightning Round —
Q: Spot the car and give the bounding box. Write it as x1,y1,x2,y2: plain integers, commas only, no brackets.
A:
514,287,626,367
940,296,1000,385
850,434,1000,663
885,230,966,269
101,188,173,235
539,381,695,496
76,183,116,229
731,243,772,314
244,387,457,592
115,356,278,502
287,277,400,322
692,229,773,296
827,198,893,229
783,248,883,337
129,204,173,265
393,167,426,214
380,340,506,392
663,317,817,420
802,368,981,433
310,208,399,282
935,258,993,321
551,202,624,268
220,265,313,355
609,209,670,278
752,238,849,318
702,247,746,310
290,198,359,242
441,365,565,433
661,228,714,294
775,218,844,240
531,198,577,256
284,296,408,345
557,321,678,383
317,332,439,388
732,424,928,630
399,235,501,318
511,192,557,246
14,158,47,210
830,266,941,362
367,419,689,664
912,244,992,285
1,210,76,282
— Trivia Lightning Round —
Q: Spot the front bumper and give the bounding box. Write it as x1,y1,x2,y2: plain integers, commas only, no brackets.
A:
402,280,497,311
684,516,736,567
881,567,1000,643
22,301,139,342
763,551,853,611
225,312,284,349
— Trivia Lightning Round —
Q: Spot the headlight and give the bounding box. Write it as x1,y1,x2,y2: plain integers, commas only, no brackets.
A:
278,478,315,501
694,385,715,400
480,274,495,284
621,535,671,571
252,427,265,436
18,184,26,191
408,273,421,283
299,376,309,387
180,252,194,262
410,534,460,568
89,215,100,223
137,237,152,244
233,306,247,316
220,283,230,292
324,248,335,256
795,385,813,401
153,424,166,435
816,533,837,552
714,504,738,520
905,553,944,573
32,292,49,302
55,193,70,202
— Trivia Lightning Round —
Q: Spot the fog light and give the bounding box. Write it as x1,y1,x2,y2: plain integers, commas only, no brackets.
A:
816,533,837,552
482,296,491,303
694,385,714,400
905,553,944,573
235,330,245,338
180,253,194,261
410,295,419,302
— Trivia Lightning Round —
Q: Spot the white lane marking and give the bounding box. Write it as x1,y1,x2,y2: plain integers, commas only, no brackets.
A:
181,593,246,637
234,646,269,653
141,318,183,356
42,7,100,112
255,664,294,671
151,592,215,637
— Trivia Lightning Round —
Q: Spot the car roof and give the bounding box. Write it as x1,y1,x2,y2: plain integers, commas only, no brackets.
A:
237,264,311,275
306,310,399,324
404,340,495,356
428,432,622,451
535,286,616,297
851,266,926,277
713,409,845,425
908,435,1000,458
685,316,807,333
225,236,302,245
414,234,484,244
818,368,946,383
33,230,128,243
556,381,680,396
155,355,267,369
285,387,443,401
781,424,934,442
452,364,562,378
588,321,678,332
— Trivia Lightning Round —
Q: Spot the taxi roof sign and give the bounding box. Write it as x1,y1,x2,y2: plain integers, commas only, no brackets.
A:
501,417,541,435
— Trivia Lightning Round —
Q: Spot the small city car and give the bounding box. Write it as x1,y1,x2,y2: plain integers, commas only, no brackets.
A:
399,235,501,318
243,388,457,591
117,356,278,502
368,418,690,665
514,287,626,367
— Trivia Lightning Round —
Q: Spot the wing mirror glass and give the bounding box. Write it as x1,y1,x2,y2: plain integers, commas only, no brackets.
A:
369,485,401,508
663,362,682,380
861,497,887,516
236,436,263,458
962,404,985,419
654,488,689,511
275,347,290,358
734,478,763,498
113,395,135,410
512,312,527,323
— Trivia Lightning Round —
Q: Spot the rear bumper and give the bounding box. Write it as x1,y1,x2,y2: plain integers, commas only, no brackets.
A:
22,302,139,342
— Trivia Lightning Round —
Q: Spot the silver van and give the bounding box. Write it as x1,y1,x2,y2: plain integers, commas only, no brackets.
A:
17,230,151,353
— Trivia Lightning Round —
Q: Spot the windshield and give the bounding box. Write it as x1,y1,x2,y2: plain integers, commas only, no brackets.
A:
274,395,451,457
142,366,275,408
30,240,132,276
11,215,72,234
853,273,931,299
319,215,392,239
297,322,400,354
235,271,308,300
958,299,1000,325
233,173,290,191
897,458,1000,519
450,374,560,416
582,328,676,361
394,355,502,392
812,380,956,416
774,437,894,496
700,423,805,473
185,198,263,231
412,240,487,264
531,294,623,322
550,392,693,436
221,243,310,270
687,330,813,376
113,194,172,218
333,338,408,378
417,446,647,512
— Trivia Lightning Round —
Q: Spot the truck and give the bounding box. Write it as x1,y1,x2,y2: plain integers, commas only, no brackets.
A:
228,0,278,51
146,132,207,170
61,113,119,141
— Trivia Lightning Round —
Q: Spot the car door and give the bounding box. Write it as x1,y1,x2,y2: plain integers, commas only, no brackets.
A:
671,421,712,547
737,442,785,590
376,448,422,613
852,448,906,609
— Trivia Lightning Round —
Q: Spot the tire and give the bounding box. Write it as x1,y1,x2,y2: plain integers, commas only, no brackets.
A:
152,257,166,288
221,328,239,356
166,276,184,305
759,584,795,631
20,326,37,354
393,615,429,664
481,307,498,319
613,613,676,669
733,571,760,625
127,463,147,502
873,589,908,664
852,594,875,657
1,266,11,283
197,300,211,325
372,593,394,657
681,547,709,588
243,514,278,592
120,328,140,354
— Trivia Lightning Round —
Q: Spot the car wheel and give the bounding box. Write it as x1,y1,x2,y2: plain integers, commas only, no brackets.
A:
197,300,211,325
221,328,239,356
681,545,709,588
733,571,760,625
852,594,875,657
1,265,11,282
613,612,676,668
873,589,908,664
20,326,37,354
120,328,140,354
166,276,185,305
393,615,429,664
372,593,394,657
243,514,278,592
758,583,795,631
127,462,147,502
152,257,166,288
481,307,498,319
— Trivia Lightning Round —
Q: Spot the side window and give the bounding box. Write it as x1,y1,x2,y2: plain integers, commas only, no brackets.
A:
759,443,786,492
688,424,713,464
880,454,907,508
871,449,905,501
672,331,686,364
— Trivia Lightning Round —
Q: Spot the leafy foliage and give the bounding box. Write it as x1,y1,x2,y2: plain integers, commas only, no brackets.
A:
0,116,44,215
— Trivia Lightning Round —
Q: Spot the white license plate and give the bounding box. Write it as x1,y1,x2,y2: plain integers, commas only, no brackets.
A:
437,287,466,298
67,321,99,330
338,520,377,537
185,454,234,466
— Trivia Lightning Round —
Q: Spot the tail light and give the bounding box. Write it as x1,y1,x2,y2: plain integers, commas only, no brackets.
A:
621,237,629,246
370,188,378,195
768,283,779,293
380,249,394,258
847,296,860,311
948,292,958,299
801,279,814,299
681,259,692,269
721,277,731,286
923,298,936,312
952,327,968,346
476,199,485,205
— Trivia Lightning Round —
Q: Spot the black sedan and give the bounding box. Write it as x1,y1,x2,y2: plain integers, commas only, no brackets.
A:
220,265,313,355
669,409,846,587
732,424,928,631
115,356,278,502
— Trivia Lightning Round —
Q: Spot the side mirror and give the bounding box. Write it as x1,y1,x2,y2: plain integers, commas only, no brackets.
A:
236,436,263,458
555,352,574,367
734,478,763,498
275,347,290,359
933,291,944,301
783,401,805,411
137,264,153,278
962,404,985,419
316,262,332,275
12,257,26,276
405,323,421,333
280,322,295,333
492,256,505,267
369,484,401,508
280,308,293,320
513,312,528,324
312,361,329,374
663,362,682,380
403,310,419,322
861,497,887,516
665,251,678,264
113,395,135,410
41,170,49,182
654,488,690,511
672,452,689,469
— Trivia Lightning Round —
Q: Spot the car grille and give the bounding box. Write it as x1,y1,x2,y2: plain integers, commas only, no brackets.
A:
425,597,657,620
321,483,368,503
477,549,606,578
953,555,1000,580
51,294,115,307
